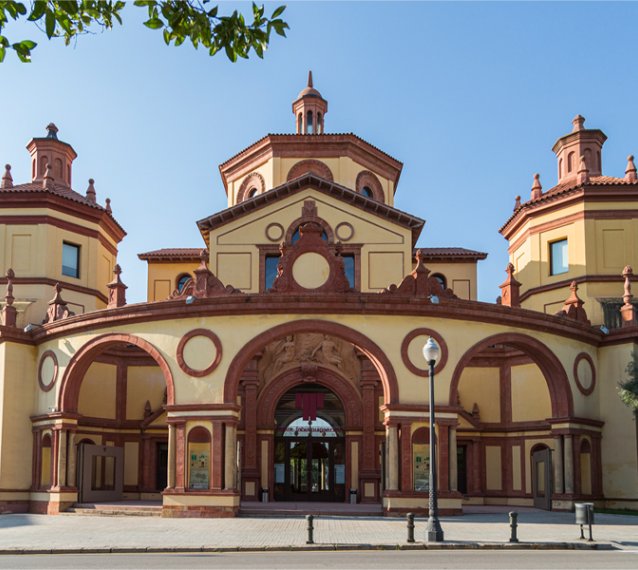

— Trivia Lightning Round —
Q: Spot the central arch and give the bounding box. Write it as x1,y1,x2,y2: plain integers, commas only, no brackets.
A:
224,319,399,405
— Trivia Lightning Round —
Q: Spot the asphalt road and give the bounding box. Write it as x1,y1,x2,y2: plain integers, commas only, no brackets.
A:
0,551,637,570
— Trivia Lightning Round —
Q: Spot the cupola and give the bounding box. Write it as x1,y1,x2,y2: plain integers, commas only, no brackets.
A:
552,115,606,184
25,123,77,188
292,71,328,135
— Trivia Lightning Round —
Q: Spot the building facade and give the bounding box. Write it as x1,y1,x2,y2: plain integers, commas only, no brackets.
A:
0,76,637,517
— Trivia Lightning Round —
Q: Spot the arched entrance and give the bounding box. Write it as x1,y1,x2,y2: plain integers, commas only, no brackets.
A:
273,384,346,502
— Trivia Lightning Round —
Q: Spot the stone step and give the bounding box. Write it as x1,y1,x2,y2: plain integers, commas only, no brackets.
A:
64,502,162,517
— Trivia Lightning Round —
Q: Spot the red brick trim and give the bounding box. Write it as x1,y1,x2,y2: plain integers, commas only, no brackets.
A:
355,170,384,202
176,329,222,378
573,352,596,396
59,333,175,412
224,320,400,405
519,274,626,302
400,328,448,377
38,350,58,392
236,172,266,203
335,221,354,242
449,333,573,417
286,159,333,182
0,276,108,304
256,366,363,430
265,222,284,242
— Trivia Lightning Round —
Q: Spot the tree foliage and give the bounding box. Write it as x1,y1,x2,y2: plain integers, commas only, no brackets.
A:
618,349,638,411
0,1,288,62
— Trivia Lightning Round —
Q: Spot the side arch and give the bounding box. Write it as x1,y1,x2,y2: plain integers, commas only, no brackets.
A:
58,333,175,412
224,319,399,405
449,333,573,417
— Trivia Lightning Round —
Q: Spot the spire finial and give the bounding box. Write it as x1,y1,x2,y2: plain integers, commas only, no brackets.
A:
531,173,542,200
105,197,112,214
43,163,54,189
577,154,589,184
1,164,13,189
107,264,127,308
86,178,96,203
513,195,521,211
1,268,17,327
307,70,313,88
572,115,585,132
625,155,637,182
46,122,59,140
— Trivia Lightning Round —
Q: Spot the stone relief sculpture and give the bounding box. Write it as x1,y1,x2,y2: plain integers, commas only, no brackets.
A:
259,333,360,384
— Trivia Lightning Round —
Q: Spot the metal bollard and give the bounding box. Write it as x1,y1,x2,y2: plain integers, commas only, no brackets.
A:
406,512,415,543
306,514,314,544
586,504,594,542
509,511,519,543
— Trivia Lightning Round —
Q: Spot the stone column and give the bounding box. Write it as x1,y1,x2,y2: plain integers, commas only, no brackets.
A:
67,432,77,488
56,429,68,488
175,423,186,491
449,426,458,492
400,423,412,492
224,422,237,491
167,424,176,489
553,435,564,495
211,420,224,490
564,435,574,495
386,424,399,491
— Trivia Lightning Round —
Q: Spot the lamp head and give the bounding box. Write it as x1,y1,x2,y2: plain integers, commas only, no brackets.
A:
422,336,441,365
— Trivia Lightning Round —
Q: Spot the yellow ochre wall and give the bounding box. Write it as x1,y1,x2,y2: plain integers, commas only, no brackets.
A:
145,262,199,302
424,261,478,300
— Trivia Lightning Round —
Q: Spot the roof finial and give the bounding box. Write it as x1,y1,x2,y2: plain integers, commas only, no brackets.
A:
307,70,313,88
625,155,637,182
1,164,13,189
1,268,17,327
86,178,96,203
572,115,585,132
42,163,54,189
105,197,112,214
107,264,128,308
530,173,542,200
46,122,59,140
513,195,521,211
577,154,589,185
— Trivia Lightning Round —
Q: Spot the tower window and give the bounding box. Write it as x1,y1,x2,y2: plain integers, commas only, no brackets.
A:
361,186,373,198
307,110,314,134
176,274,191,293
342,254,355,288
62,242,80,278
550,239,568,275
248,187,258,198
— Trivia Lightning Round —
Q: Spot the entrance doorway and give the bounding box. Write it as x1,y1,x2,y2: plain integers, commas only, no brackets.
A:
273,384,346,502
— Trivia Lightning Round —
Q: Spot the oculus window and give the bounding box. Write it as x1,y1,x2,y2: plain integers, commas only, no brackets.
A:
62,242,80,278
550,239,568,275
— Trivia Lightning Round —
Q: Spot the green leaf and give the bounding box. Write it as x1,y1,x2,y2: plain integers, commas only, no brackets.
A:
144,17,164,30
44,9,56,38
27,1,46,22
271,5,286,19
224,43,236,62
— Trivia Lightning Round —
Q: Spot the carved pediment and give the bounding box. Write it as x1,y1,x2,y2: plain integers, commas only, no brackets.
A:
270,220,351,293
382,249,457,300
170,249,242,300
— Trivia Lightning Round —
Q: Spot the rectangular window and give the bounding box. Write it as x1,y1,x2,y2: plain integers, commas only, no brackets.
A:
62,242,80,278
550,239,568,275
342,254,355,288
264,255,280,290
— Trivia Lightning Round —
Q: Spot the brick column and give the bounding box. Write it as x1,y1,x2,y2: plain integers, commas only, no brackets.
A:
385,423,399,491
449,426,458,492
67,431,77,488
400,422,412,492
211,420,224,490
553,435,564,495
56,429,68,488
564,435,574,495
224,421,237,491
437,422,450,492
241,361,260,499
51,428,60,489
167,424,176,489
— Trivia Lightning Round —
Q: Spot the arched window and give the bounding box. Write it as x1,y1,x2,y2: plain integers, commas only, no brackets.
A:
307,110,314,134
558,158,563,179
412,427,429,492
248,187,258,198
432,273,447,290
291,225,328,244
567,152,575,173
176,274,191,293
297,113,303,133
361,186,373,198
317,112,322,134
187,426,211,490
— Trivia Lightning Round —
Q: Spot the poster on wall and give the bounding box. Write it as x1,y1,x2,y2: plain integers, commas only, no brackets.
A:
413,448,430,492
189,451,210,489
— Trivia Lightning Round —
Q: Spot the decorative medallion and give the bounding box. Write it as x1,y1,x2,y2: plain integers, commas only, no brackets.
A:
177,329,222,378
573,352,596,396
335,222,354,242
38,350,58,392
400,328,448,377
265,222,285,242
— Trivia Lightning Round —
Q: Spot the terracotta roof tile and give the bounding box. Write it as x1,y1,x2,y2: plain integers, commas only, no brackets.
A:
138,248,203,261
2,181,107,210
416,247,488,260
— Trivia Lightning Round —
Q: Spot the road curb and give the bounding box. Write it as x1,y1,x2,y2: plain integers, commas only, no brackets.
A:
0,541,616,555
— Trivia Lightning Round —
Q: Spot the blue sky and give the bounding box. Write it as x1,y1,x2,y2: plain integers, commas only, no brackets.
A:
1,1,637,303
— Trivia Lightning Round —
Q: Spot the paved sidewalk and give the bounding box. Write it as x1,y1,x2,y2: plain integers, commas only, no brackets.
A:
0,509,636,553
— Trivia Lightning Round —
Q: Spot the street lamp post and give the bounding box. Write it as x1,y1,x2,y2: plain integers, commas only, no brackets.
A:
422,336,444,542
